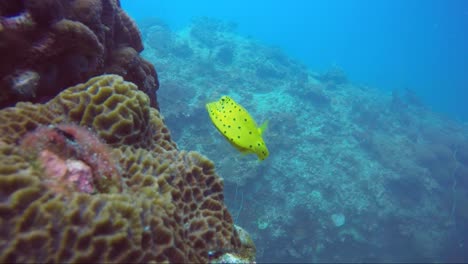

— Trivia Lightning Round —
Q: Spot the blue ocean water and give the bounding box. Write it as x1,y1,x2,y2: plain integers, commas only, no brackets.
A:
122,0,468,122
121,1,468,262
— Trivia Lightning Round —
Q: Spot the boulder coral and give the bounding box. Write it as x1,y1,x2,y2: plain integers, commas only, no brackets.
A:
0,0,159,109
0,75,255,263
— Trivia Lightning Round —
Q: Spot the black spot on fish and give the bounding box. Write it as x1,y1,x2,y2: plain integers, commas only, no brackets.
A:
224,131,226,133
229,110,232,113
249,131,252,135
237,136,240,139
222,98,225,101
238,126,241,129
249,145,253,148
257,143,261,146
233,118,236,121
228,125,231,128
244,118,247,122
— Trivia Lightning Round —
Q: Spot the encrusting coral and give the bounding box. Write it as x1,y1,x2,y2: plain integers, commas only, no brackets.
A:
0,75,255,263
0,0,159,109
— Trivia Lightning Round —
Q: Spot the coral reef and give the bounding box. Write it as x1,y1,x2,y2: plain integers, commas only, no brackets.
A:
140,17,468,262
0,0,159,109
0,75,255,263
317,66,348,87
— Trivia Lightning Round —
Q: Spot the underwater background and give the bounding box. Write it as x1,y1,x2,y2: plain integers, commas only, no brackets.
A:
122,0,468,262
123,0,468,122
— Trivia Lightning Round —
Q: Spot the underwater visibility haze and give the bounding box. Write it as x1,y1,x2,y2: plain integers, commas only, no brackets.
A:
123,0,468,122
122,0,468,262
0,0,467,263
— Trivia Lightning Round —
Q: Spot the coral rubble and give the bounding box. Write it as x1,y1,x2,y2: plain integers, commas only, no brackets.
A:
0,0,159,109
0,75,254,263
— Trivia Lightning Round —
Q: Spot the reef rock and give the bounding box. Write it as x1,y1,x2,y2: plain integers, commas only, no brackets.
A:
0,0,159,109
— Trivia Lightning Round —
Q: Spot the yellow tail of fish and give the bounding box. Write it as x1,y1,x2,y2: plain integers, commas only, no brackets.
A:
258,120,269,135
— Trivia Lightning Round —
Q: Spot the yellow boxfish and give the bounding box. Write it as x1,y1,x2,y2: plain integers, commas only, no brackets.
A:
206,95,269,160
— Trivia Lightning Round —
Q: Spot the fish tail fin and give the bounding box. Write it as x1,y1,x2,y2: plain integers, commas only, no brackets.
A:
258,120,269,135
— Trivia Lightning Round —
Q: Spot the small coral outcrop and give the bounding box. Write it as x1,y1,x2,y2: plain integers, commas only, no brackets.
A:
0,0,159,109
0,75,251,263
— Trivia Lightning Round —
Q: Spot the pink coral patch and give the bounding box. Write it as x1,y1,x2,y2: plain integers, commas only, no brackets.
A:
39,149,67,180
20,124,122,194
65,159,94,194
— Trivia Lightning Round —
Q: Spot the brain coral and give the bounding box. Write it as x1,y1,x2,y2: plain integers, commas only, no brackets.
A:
0,0,159,109
0,75,253,263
